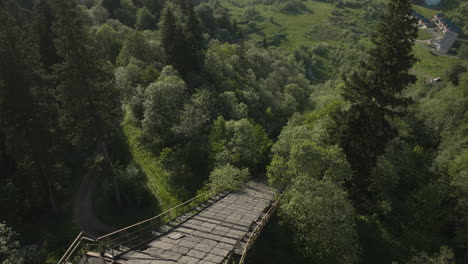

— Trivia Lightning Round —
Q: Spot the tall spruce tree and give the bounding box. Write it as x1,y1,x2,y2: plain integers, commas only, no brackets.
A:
35,0,60,72
135,7,155,30
49,0,120,147
338,0,417,209
160,2,204,80
141,0,163,15
49,1,119,144
49,0,122,206
160,6,178,68
186,0,204,61
0,6,62,216
102,0,121,15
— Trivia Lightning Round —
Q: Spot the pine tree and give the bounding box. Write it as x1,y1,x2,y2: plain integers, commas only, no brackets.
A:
338,0,418,209
141,0,163,15
49,0,122,206
342,0,417,114
49,0,120,147
102,0,121,15
160,5,194,78
186,0,203,51
35,0,60,72
185,0,204,73
135,7,155,30
0,6,62,215
160,6,178,67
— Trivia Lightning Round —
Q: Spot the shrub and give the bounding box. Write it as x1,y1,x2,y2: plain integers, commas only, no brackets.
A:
276,0,308,14
209,164,250,191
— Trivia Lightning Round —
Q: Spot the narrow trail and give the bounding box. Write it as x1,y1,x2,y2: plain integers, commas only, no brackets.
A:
410,68,434,80
73,172,115,238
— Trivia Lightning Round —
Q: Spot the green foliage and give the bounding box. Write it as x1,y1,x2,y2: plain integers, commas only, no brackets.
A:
159,3,204,77
204,39,312,134
159,6,181,68
444,62,467,86
243,216,310,263
114,163,148,206
209,117,272,169
2,0,467,261
141,65,160,86
95,23,122,63
276,0,309,14
304,99,344,143
0,223,43,264
267,103,359,263
268,135,351,188
141,0,163,14
102,0,121,14
342,0,417,111
338,0,418,208
243,6,261,21
368,157,399,213
195,2,239,42
279,177,358,264
406,246,455,264
357,215,406,263
417,77,468,256
120,0,135,10
402,177,452,250
116,30,151,66
159,147,193,198
50,0,121,146
412,45,462,79
122,111,180,208
90,3,110,25
173,89,214,138
267,103,351,189
458,43,468,59
208,163,250,191
142,65,186,143
219,91,248,119
36,0,61,72
113,7,136,26
293,44,316,81
0,2,75,226
135,7,155,30
115,63,141,106
447,2,468,35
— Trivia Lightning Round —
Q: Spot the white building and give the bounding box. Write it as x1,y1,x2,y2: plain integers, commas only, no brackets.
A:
431,13,460,53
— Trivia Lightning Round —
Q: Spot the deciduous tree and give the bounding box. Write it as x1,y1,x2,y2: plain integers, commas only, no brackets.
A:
135,7,155,30
279,177,358,264
142,65,186,143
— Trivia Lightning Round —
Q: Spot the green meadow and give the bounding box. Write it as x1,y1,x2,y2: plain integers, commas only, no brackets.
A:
220,0,462,80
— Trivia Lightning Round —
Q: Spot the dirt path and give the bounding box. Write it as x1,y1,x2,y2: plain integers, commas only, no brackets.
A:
73,172,115,238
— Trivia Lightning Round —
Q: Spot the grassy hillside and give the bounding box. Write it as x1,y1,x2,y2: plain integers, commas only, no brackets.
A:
224,0,336,49
122,111,180,209
220,0,462,80
412,44,462,78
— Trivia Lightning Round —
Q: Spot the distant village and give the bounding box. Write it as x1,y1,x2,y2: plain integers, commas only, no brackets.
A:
412,11,460,54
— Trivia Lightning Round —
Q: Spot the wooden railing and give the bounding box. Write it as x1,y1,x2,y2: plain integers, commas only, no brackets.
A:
58,183,227,264
57,232,84,264
238,187,288,264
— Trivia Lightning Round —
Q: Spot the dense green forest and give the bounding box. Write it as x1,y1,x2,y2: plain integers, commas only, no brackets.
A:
0,0,466,263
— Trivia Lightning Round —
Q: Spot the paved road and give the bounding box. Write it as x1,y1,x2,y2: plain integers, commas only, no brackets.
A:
118,181,276,264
